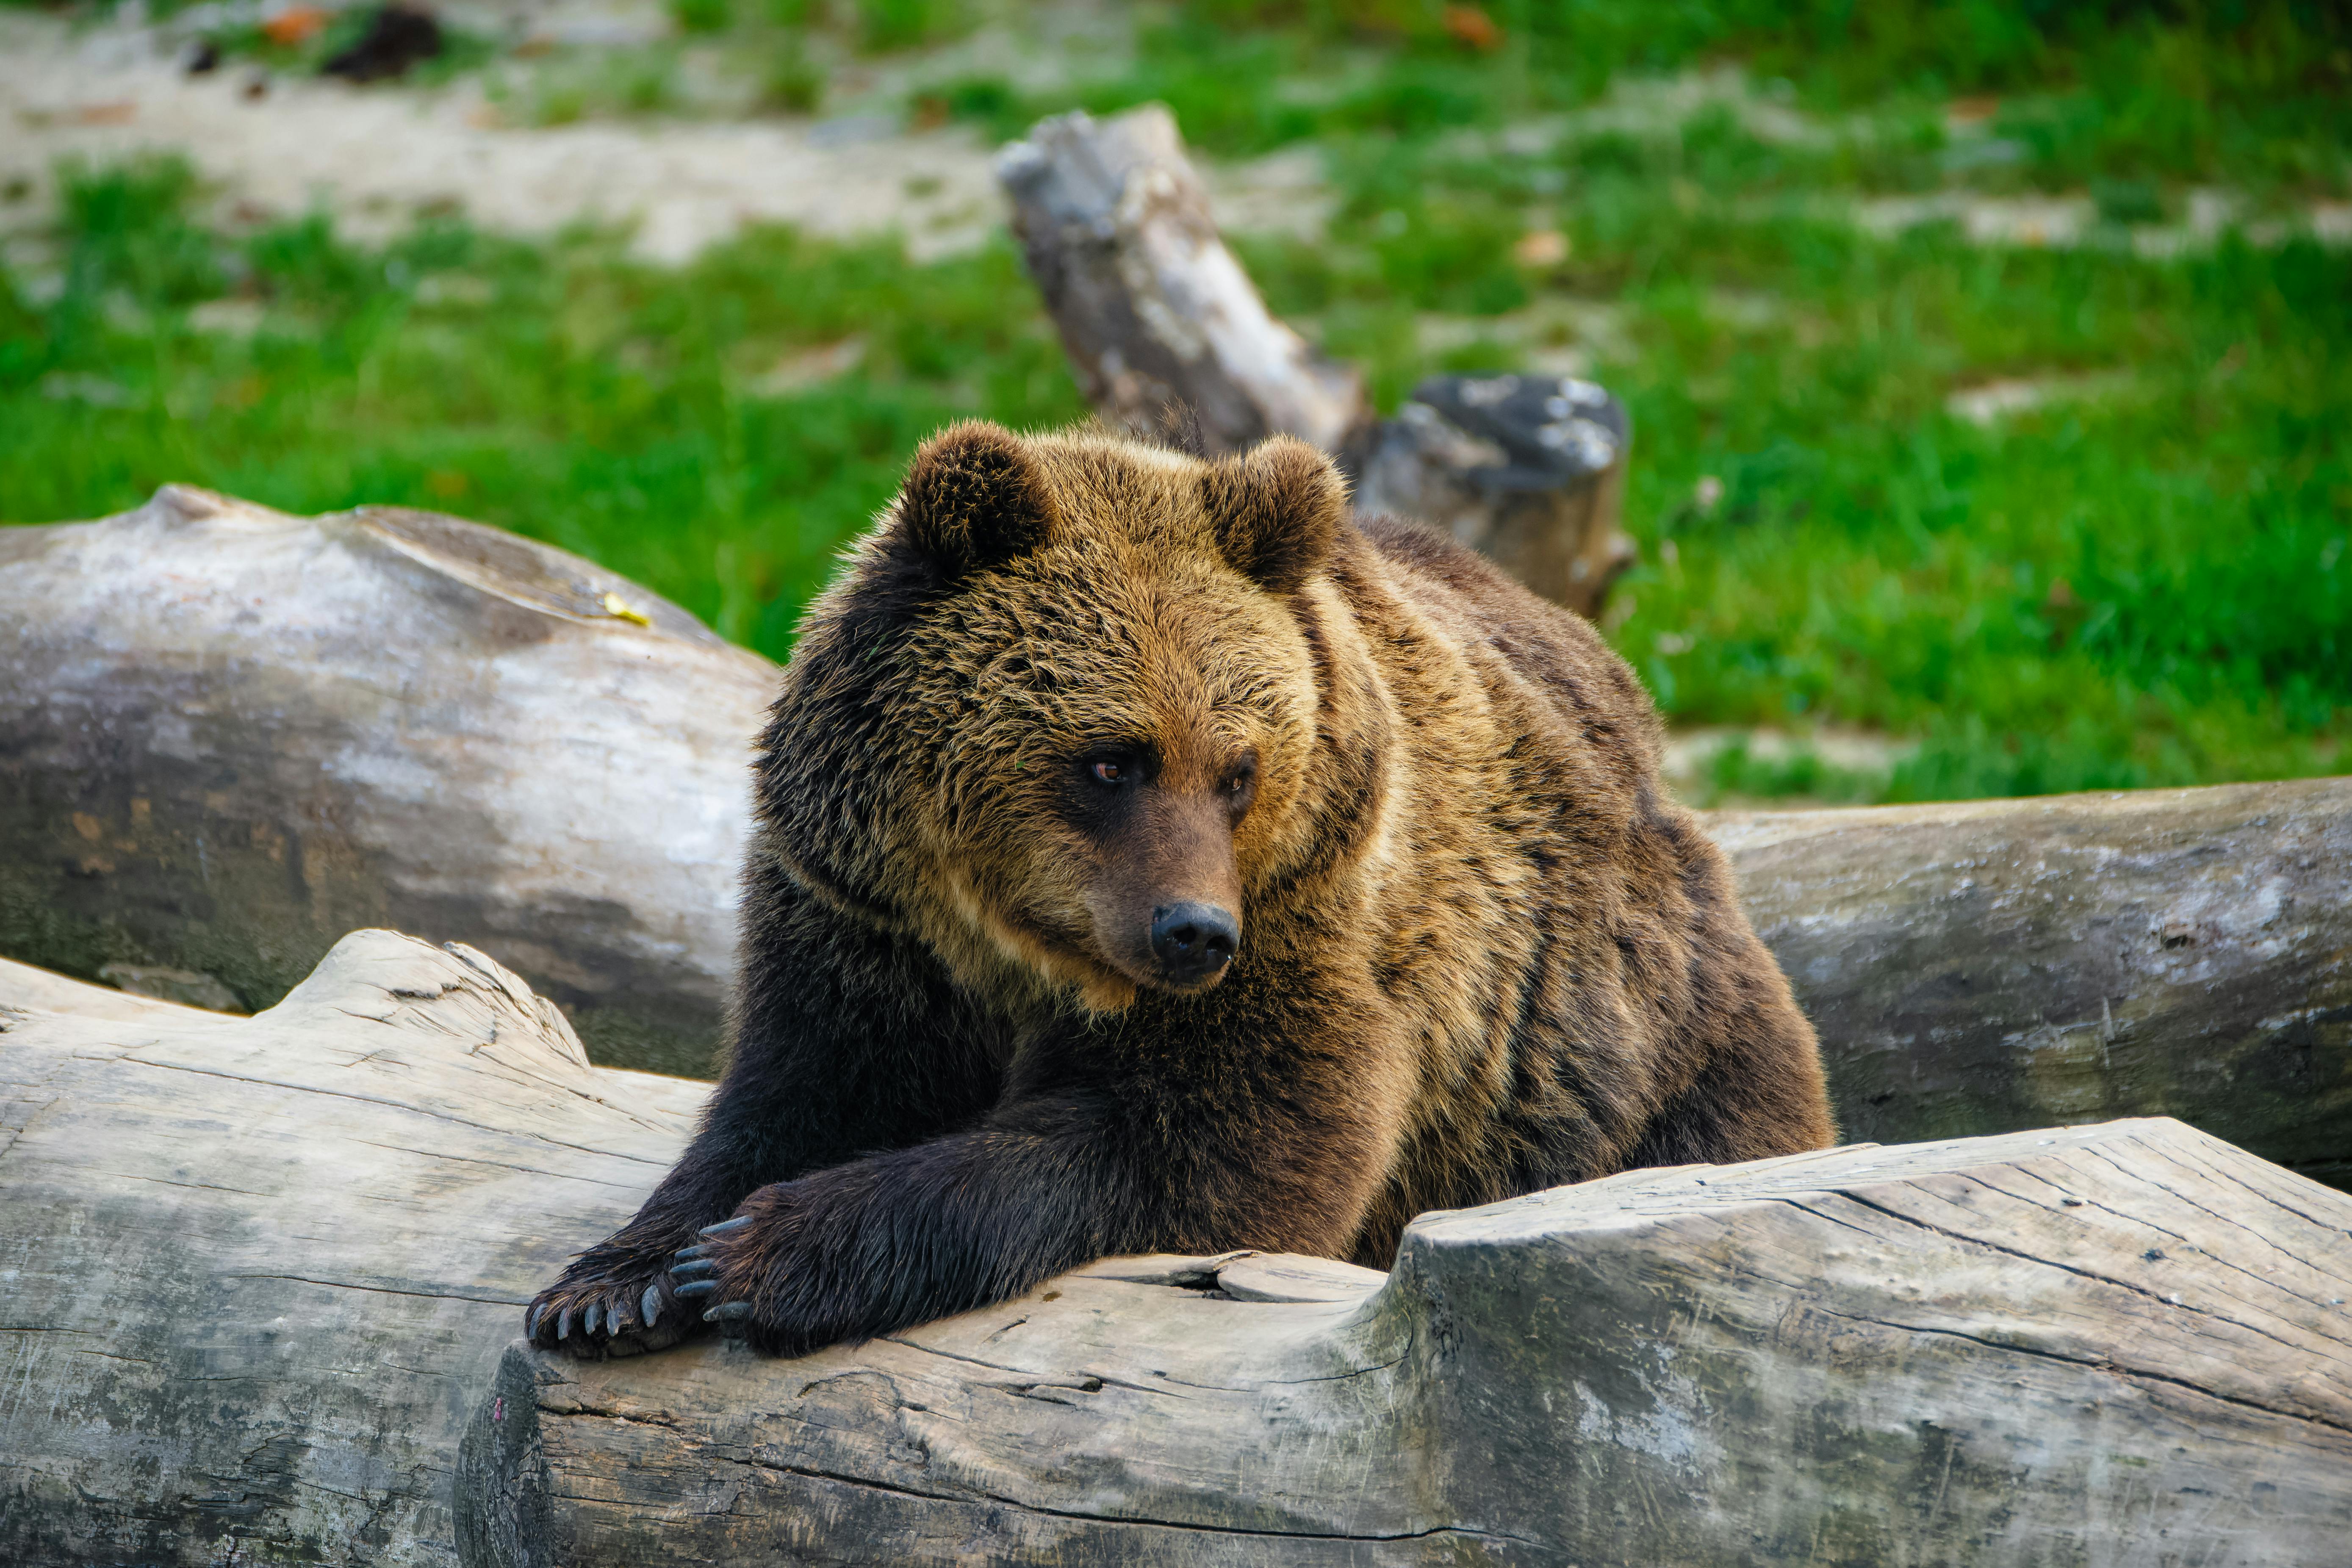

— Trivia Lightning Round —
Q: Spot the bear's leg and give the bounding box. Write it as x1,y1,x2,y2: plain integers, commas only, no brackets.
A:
665,1058,1404,1357
662,1106,1159,1356
527,867,1007,1359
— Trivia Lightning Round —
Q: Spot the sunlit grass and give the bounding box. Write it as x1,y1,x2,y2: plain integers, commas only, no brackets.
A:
2,0,2346,801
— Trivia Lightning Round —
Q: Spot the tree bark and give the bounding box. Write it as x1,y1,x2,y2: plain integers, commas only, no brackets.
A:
0,932,706,1568
995,106,1634,615
456,1117,2352,1567
1717,776,2352,1190
8,938,2346,1567
0,483,774,1078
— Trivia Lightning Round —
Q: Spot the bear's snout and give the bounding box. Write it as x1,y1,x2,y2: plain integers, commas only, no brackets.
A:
1150,901,1238,985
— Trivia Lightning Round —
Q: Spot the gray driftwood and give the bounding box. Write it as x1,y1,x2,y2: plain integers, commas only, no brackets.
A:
996,106,1634,614
0,483,774,1077
0,934,706,1568
7,939,2348,1567
457,1116,2352,1566
1719,776,2352,1190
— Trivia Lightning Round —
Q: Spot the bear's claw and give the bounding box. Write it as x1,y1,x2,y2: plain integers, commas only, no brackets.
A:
673,1278,718,1299
526,1261,705,1360
698,1216,754,1238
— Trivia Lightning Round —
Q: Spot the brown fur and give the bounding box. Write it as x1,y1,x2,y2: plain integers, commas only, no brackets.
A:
526,421,1834,1360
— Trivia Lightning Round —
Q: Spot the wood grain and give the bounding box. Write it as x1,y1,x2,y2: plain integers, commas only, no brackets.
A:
1719,776,2352,1189
459,1118,2352,1566
0,931,705,1567
8,938,2346,1566
0,484,774,1076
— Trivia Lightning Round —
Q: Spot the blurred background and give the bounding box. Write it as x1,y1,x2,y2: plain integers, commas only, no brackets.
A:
3,0,2346,806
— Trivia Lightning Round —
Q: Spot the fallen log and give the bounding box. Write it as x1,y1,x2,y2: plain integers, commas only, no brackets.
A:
0,483,773,1077
3,490,2346,1175
1718,777,2352,1189
458,1117,2352,1567
0,933,705,1568
8,939,2348,1565
995,106,1634,614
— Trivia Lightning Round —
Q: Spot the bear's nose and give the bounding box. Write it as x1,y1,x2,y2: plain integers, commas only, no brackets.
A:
1150,902,1238,982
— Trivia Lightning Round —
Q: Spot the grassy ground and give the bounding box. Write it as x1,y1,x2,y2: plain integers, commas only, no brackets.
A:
2,1,2346,801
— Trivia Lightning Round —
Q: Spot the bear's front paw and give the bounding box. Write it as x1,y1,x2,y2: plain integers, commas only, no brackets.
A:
525,1266,698,1361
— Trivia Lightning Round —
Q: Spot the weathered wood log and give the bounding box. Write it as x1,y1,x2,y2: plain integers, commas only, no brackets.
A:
0,483,774,1077
1717,776,2352,1190
454,1114,2352,1565
9,937,2348,1566
993,105,1369,459
0,932,706,1567
995,106,1634,614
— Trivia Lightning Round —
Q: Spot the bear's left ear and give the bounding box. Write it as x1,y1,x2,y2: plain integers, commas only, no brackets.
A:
895,420,1055,581
1199,434,1346,595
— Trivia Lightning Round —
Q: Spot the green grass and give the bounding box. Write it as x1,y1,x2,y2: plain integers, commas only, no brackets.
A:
1,2,2346,802
1232,110,2351,796
927,0,2350,199
0,159,1085,662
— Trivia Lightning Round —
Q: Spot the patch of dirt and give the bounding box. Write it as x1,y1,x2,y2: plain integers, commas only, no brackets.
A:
1945,370,2135,427
1663,725,1917,809
0,9,1007,263
0,6,1343,270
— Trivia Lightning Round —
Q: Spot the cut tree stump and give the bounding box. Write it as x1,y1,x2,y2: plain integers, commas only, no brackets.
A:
0,484,774,1077
0,933,705,1568
7,938,2348,1567
996,106,1634,615
3,489,2347,1175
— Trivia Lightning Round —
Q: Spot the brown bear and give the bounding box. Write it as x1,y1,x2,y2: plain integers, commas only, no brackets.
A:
525,420,1834,1359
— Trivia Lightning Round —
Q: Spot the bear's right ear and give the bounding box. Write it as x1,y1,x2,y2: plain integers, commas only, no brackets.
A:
1200,434,1346,596
894,421,1055,581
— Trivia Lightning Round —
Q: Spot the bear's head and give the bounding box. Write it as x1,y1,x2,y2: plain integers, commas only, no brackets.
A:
764,421,1357,1013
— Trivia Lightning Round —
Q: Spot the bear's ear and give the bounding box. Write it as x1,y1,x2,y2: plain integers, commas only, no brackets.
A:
1199,434,1346,595
895,421,1055,579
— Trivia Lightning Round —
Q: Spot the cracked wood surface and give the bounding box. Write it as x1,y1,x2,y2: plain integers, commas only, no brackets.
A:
1717,776,2352,1189
6,936,2349,1564
0,482,775,1079
0,930,706,1567
458,1118,2352,1568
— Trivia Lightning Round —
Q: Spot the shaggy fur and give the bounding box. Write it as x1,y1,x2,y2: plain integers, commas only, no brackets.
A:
527,421,1834,1359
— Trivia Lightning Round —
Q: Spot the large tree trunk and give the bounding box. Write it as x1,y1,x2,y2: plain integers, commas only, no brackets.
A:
7,941,2346,1565
0,933,706,1568
995,106,1634,615
3,488,2346,1177
1718,776,2352,1190
0,483,773,1078
458,1116,2352,1568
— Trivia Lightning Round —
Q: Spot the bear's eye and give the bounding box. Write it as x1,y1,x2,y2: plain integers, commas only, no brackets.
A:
1222,755,1259,812
1090,759,1127,785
